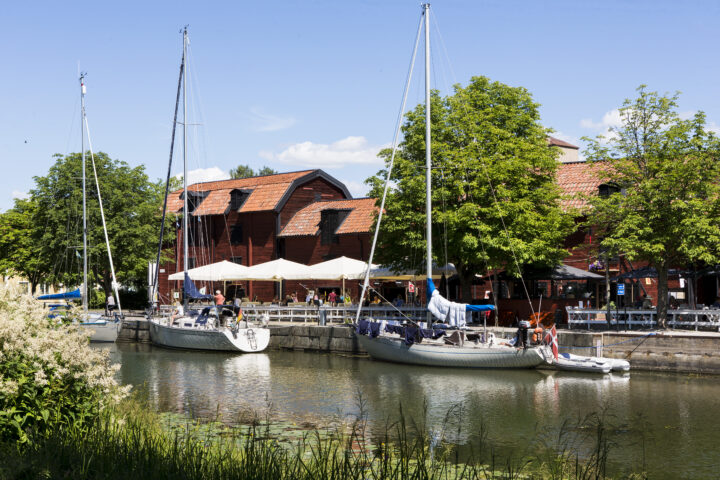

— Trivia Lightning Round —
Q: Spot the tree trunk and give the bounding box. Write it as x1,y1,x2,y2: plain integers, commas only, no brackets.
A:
605,255,612,324
459,268,473,303
656,261,669,329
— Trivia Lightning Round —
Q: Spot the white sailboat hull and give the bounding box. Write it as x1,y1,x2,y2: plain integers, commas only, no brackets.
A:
149,319,270,353
78,319,121,342
357,334,549,369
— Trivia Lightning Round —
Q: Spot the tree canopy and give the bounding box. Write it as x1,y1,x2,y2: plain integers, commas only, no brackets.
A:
585,86,720,326
366,76,573,301
230,164,278,179
0,152,170,302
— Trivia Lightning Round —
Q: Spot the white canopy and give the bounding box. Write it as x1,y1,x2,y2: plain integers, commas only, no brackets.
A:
306,256,377,280
168,260,250,281
242,258,313,281
369,263,456,280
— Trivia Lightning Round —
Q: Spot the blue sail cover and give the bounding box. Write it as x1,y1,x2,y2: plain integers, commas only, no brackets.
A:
184,272,212,300
36,288,82,301
427,278,494,312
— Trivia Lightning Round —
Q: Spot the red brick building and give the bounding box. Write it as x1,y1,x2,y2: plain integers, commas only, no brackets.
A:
157,170,375,303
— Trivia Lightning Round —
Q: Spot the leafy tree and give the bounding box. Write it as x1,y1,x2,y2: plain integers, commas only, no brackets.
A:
366,76,573,301
29,152,171,299
229,164,278,179
584,86,720,327
0,198,46,294
257,166,278,176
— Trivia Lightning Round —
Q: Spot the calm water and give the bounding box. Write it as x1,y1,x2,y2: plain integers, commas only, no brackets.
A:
103,343,720,479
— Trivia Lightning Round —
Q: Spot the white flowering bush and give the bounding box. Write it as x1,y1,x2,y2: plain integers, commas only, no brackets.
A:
0,284,129,443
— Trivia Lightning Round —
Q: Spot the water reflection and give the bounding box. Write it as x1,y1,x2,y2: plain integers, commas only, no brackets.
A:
104,344,720,479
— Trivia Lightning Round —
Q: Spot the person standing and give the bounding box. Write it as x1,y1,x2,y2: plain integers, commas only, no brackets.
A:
328,290,337,306
214,290,225,306
407,281,416,305
106,293,116,315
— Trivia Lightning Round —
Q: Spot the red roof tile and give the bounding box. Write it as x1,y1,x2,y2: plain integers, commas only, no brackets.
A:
166,170,316,215
278,198,377,237
557,161,609,211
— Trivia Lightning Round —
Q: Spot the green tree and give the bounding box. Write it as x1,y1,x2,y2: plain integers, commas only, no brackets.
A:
584,86,720,327
29,152,171,299
229,164,278,179
366,76,573,301
0,198,47,293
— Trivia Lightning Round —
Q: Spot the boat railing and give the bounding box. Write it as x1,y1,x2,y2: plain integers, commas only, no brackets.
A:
566,306,720,331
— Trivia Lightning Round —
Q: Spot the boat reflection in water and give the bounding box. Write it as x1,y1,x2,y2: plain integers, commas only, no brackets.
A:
104,345,720,479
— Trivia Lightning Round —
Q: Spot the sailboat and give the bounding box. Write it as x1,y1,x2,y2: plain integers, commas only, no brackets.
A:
354,4,550,369
38,74,123,342
148,27,270,353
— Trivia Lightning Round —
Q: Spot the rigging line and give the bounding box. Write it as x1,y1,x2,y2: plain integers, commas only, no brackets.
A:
440,166,449,297
152,54,184,305
430,5,536,317
355,10,424,323
83,119,123,315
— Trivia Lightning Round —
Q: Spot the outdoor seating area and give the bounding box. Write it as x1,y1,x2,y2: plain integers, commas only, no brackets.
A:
566,306,720,331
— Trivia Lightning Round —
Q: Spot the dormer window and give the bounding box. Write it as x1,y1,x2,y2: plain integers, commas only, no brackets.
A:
598,183,620,198
320,209,350,245
183,191,208,213
230,189,251,211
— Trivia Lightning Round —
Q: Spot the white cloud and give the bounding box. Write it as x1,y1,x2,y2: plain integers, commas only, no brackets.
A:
12,190,29,200
247,107,296,132
341,179,370,198
262,136,385,169
175,167,230,185
707,121,720,135
580,109,622,131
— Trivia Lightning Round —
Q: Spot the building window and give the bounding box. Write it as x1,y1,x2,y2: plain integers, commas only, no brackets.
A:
185,192,208,213
231,256,243,265
230,189,250,211
230,224,243,245
320,209,350,245
598,183,620,197
187,257,196,269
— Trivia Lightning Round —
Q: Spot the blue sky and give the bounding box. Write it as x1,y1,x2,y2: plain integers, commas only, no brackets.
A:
2,0,719,212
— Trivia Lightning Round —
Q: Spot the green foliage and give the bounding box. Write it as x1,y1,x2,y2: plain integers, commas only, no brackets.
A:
0,198,45,293
366,76,573,300
230,164,278,179
0,285,127,444
584,86,720,325
16,151,172,296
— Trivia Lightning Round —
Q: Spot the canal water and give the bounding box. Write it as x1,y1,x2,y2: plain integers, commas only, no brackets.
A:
104,343,720,479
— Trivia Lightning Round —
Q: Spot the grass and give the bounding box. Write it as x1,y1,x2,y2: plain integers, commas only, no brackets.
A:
0,394,648,480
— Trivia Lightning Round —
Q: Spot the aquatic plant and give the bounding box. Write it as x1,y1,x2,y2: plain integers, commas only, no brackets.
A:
0,285,129,443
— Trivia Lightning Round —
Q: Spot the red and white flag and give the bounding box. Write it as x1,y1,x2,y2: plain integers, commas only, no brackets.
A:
544,325,559,360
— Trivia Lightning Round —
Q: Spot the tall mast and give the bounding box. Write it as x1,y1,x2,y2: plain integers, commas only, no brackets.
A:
182,28,189,309
423,4,432,307
80,74,88,314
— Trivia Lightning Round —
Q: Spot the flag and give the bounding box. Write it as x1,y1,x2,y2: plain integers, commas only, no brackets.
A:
237,308,243,323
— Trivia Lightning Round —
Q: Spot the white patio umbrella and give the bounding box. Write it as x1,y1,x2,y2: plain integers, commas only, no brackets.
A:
306,256,378,298
242,258,313,299
168,260,250,281
306,256,377,280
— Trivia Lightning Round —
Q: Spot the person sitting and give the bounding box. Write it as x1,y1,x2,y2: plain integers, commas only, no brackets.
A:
669,295,679,309
171,301,184,323
712,297,720,309
393,295,404,307
641,294,653,310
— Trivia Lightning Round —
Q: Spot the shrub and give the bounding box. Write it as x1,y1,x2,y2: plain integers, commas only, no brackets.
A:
0,285,129,443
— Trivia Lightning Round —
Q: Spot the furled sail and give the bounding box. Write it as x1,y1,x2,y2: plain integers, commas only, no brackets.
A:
426,278,494,327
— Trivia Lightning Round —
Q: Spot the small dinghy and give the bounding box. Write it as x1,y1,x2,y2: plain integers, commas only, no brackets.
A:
558,352,630,373
554,353,612,374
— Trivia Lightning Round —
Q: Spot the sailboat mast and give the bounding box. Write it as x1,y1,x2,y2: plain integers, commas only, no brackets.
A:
80,74,88,314
182,27,189,308
423,4,432,301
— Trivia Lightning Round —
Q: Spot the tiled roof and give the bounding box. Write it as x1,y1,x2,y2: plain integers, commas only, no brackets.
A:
548,136,579,149
278,198,377,237
557,161,609,211
165,170,316,215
